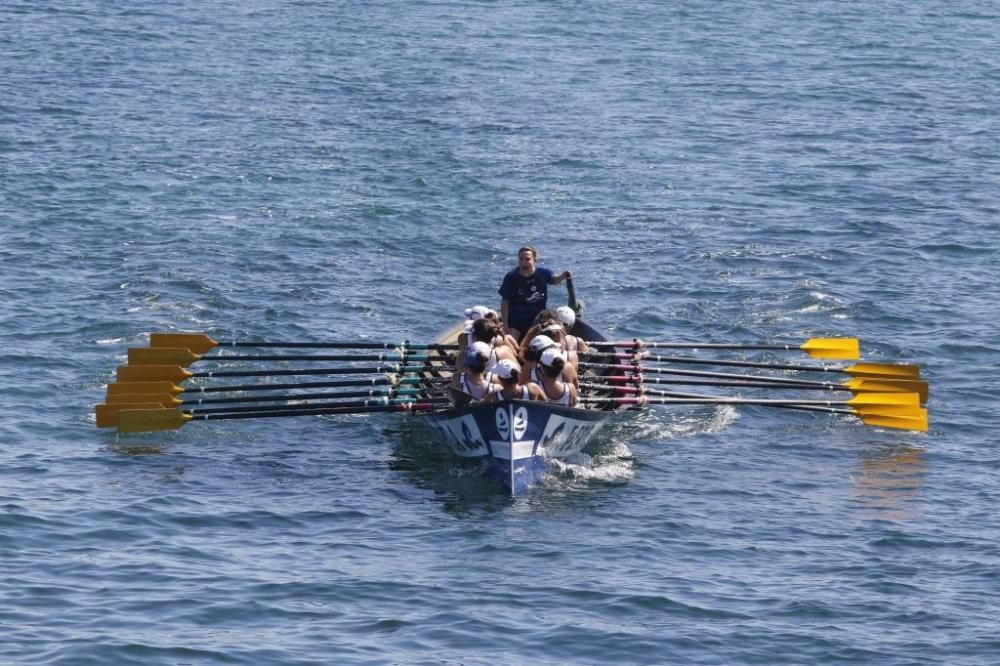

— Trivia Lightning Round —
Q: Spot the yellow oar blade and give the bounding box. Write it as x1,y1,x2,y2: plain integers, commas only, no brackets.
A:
128,347,202,367
106,393,183,407
856,407,928,432
118,408,193,434
117,364,194,383
150,332,218,355
107,381,184,397
845,362,920,379
95,402,166,428
844,378,929,403
847,392,921,410
801,338,859,360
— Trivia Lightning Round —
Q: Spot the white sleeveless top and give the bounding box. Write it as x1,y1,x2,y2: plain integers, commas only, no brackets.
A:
541,380,572,406
459,372,496,401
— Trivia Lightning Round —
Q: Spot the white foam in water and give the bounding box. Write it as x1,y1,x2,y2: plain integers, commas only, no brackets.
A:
548,446,635,486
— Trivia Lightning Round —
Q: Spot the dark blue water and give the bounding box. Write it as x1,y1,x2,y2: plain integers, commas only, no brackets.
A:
3,1,999,663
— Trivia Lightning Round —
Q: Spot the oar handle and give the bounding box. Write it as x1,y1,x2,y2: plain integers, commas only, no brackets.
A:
566,276,584,316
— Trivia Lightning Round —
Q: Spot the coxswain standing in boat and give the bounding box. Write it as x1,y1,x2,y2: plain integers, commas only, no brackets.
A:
536,348,578,407
483,359,545,403
498,245,571,342
451,341,498,403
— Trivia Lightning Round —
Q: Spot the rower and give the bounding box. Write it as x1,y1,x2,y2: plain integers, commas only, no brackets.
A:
521,334,578,388
483,359,544,403
470,317,518,373
450,341,498,403
555,305,589,354
538,321,580,368
536,348,578,407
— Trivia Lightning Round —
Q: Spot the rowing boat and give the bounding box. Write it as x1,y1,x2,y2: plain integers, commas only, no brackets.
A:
418,318,623,495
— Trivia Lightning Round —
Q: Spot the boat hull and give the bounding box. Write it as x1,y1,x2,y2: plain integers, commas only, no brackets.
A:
421,399,615,494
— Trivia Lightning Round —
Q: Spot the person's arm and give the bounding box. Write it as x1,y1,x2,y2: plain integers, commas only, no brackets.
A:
564,362,579,388
550,270,572,285
500,298,511,334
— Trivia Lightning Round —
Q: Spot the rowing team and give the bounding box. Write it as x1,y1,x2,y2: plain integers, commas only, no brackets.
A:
449,305,590,407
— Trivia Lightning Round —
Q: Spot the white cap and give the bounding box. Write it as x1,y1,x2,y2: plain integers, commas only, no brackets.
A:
494,358,520,379
464,305,495,320
528,335,556,353
470,341,491,357
556,306,576,328
540,347,567,368
541,322,564,334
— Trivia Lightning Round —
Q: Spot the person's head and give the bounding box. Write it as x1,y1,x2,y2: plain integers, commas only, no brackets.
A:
539,347,567,379
494,359,521,385
464,305,494,321
533,308,559,326
540,321,565,344
555,306,576,330
524,334,556,362
517,246,538,276
465,341,491,373
472,317,501,344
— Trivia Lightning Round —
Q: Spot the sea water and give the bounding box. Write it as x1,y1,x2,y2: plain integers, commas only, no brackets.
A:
2,1,998,663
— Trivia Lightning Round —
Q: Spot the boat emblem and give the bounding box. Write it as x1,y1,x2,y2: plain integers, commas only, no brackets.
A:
513,406,528,440
495,408,510,440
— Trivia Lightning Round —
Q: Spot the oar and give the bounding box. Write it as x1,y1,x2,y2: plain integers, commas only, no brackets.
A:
579,393,927,432
116,400,449,434
585,375,928,402
582,385,928,432
107,375,449,397
580,359,920,380
588,337,860,360
106,386,434,408
97,391,448,428
128,347,453,367
115,363,448,382
566,276,583,315
149,332,458,355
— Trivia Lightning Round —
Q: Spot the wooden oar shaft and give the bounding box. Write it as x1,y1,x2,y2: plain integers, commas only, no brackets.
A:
181,375,446,394
581,362,834,385
178,387,432,407
587,337,860,359
586,352,843,373
580,360,919,380
602,375,849,391
116,401,449,432
185,353,452,363
183,396,449,416
581,392,920,408
150,332,458,353
190,401,446,421
188,364,438,379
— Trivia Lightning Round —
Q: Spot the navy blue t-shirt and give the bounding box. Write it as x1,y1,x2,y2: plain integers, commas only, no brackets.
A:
499,266,554,332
